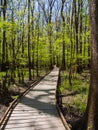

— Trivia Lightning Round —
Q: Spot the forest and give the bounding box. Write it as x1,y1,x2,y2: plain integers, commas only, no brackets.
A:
0,0,98,130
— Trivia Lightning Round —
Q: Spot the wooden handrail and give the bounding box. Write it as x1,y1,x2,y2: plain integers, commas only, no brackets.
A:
56,69,71,130
0,80,37,129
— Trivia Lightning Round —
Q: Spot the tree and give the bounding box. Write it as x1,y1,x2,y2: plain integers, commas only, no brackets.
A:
36,4,40,77
72,0,98,130
61,0,66,70
37,0,56,69
86,0,98,129
31,0,35,77
2,0,7,70
48,0,56,69
28,0,32,80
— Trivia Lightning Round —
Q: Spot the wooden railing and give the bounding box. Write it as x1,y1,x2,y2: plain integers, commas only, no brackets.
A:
56,69,71,130
0,71,51,130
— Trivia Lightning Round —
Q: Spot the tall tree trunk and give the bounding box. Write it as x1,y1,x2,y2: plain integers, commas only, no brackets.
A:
74,0,79,54
78,0,83,73
88,35,91,69
11,0,15,70
36,4,40,77
31,0,35,78
86,1,98,129
48,0,55,69
49,6,53,69
69,0,74,86
83,12,87,68
0,0,2,69
28,0,32,80
79,0,83,55
61,0,66,70
2,0,6,70
0,1,1,17
36,31,39,77
74,0,82,73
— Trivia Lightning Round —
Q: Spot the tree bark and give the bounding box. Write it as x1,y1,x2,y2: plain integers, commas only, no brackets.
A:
2,0,7,70
86,0,98,129
61,0,66,70
31,0,35,77
78,0,83,73
28,0,32,80
48,0,56,69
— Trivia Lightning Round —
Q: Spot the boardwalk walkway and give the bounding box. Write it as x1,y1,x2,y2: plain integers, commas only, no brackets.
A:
3,68,66,130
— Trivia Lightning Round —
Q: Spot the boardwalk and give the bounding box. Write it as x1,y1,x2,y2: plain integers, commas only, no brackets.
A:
3,68,66,130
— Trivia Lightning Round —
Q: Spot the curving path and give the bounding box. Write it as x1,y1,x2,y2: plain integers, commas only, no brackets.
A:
3,68,66,130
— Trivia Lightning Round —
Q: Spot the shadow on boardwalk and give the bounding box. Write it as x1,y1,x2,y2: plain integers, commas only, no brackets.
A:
3,68,66,130
19,93,58,117
17,71,59,117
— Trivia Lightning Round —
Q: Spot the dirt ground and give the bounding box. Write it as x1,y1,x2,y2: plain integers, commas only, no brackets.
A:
0,104,7,120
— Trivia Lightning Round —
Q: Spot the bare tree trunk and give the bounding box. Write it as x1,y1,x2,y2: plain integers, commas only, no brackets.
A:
0,0,2,70
36,33,39,77
74,0,81,73
86,1,98,129
0,1,1,19
83,12,87,69
79,0,83,73
69,0,74,86
11,0,15,73
35,4,40,77
61,0,66,70
48,0,55,69
28,0,32,80
21,5,27,55
31,0,35,78
74,0,79,54
2,0,6,71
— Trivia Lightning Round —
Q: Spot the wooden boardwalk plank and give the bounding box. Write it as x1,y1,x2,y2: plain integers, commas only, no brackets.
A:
4,68,66,130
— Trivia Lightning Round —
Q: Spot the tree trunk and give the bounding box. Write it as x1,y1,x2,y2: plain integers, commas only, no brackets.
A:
78,0,83,73
31,0,35,77
0,0,2,70
69,0,74,86
74,0,79,54
28,0,32,80
86,0,98,129
61,0,66,70
2,0,6,71
74,0,82,73
48,0,56,69
11,1,15,73
49,7,53,69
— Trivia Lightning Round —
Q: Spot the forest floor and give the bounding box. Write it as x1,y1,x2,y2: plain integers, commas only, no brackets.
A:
59,70,90,129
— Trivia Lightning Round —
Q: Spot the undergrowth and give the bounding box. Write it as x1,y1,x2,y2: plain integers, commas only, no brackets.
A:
59,70,90,114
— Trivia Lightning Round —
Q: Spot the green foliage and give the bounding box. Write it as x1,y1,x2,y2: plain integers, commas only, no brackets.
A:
0,72,6,79
0,0,90,109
